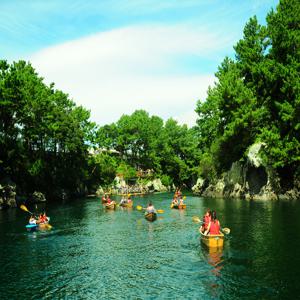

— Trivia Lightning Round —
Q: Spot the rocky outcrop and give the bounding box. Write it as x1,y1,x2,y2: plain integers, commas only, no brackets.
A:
31,191,47,203
194,142,299,201
192,177,208,194
146,178,168,192
97,177,168,195
0,182,17,209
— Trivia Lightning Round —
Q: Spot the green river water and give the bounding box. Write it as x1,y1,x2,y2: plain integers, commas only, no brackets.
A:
1,192,300,299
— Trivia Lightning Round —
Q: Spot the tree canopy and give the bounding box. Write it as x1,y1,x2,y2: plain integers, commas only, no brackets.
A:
195,0,300,179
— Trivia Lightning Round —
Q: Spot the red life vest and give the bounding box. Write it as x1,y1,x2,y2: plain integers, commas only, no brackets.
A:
209,220,220,234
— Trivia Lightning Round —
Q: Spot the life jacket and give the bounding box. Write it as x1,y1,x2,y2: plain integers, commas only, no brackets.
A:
209,220,220,234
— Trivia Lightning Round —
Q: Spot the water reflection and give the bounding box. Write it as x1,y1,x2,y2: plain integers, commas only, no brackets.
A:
202,245,224,277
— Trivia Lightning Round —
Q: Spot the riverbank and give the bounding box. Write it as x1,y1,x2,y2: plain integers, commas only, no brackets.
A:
192,143,300,201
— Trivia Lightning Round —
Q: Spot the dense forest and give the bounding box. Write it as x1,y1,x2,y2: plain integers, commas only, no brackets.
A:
196,0,299,184
0,0,299,203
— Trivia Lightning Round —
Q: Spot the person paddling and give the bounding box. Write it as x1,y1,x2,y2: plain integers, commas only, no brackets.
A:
29,215,37,225
146,202,156,213
200,209,211,233
204,210,221,235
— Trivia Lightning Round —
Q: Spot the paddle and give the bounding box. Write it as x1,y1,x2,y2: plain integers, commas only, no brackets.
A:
136,205,164,214
20,204,33,215
192,216,230,235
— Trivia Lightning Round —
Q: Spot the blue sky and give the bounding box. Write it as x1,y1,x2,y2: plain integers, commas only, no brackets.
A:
0,0,279,126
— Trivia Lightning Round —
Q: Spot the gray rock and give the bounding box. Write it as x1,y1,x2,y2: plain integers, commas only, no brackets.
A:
31,191,46,203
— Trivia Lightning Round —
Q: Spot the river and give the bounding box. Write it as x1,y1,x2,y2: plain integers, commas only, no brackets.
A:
1,193,300,299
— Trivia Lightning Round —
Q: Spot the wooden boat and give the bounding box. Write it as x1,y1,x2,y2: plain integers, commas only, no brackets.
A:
119,201,133,208
144,212,157,222
199,229,224,248
105,202,116,210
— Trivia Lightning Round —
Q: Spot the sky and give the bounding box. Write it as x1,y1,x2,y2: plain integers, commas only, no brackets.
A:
0,0,279,127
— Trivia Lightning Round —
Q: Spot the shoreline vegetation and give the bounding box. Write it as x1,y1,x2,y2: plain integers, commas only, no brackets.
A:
1,0,299,208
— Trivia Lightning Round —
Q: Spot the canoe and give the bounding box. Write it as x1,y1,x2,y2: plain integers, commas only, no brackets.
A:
144,212,157,222
170,203,179,209
199,229,224,248
38,223,52,230
119,201,133,208
26,224,38,232
105,202,116,210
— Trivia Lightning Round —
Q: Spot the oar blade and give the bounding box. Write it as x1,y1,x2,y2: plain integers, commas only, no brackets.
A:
222,227,230,235
136,205,143,211
192,216,201,223
157,209,164,214
20,204,29,213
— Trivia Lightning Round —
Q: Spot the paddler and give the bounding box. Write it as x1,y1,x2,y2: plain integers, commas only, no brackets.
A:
204,210,221,235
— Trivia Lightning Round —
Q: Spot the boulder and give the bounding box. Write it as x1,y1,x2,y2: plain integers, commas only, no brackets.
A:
192,177,208,194
146,178,168,192
0,183,17,208
31,191,46,203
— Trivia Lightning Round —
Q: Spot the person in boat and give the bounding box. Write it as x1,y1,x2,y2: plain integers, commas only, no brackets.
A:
29,215,37,225
179,196,184,206
146,202,156,213
127,194,132,202
43,212,49,223
204,210,221,235
200,209,211,233
120,196,127,205
172,197,179,206
38,212,49,224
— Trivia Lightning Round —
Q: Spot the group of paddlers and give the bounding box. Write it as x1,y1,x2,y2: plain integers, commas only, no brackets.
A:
200,209,221,235
171,188,185,206
102,194,132,206
28,212,49,225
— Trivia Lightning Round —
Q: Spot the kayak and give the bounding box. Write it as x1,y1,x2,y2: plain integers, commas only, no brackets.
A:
105,202,116,210
171,203,186,209
26,217,52,232
144,212,157,222
119,201,133,208
199,229,224,248
38,223,52,230
26,224,38,232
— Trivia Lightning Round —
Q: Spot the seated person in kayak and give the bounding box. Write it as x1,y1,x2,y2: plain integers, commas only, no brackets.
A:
171,197,179,205
204,210,221,235
179,196,184,206
200,209,211,233
38,212,49,224
120,196,127,205
29,215,37,225
146,202,156,213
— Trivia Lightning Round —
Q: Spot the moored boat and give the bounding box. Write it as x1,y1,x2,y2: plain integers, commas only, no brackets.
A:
105,202,116,210
199,228,224,248
144,212,157,222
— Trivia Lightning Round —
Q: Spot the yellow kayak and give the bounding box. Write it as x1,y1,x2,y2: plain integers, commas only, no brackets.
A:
199,228,224,248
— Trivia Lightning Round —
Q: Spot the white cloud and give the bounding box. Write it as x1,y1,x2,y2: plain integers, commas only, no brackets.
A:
29,23,225,127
